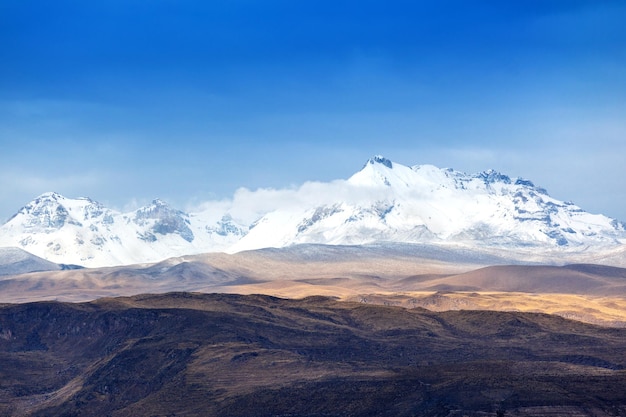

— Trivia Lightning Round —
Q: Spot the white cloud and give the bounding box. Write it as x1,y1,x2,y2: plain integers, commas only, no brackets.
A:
187,175,399,226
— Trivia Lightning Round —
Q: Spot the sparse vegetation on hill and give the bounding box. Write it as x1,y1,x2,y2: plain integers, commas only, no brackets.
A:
1,293,625,416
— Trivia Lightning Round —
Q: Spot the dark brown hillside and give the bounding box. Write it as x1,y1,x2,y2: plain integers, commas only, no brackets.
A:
1,293,625,416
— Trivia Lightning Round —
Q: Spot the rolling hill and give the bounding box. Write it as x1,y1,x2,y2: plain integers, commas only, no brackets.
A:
1,293,625,416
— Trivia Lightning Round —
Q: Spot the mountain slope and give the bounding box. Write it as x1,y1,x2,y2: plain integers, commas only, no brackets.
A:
0,156,624,267
1,293,626,416
0,247,70,276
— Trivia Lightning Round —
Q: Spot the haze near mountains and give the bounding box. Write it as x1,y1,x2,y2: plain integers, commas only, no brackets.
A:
1,156,624,268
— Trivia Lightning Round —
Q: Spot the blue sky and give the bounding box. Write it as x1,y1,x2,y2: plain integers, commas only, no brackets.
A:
1,0,625,221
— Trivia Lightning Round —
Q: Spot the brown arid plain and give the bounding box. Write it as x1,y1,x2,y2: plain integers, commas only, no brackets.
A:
2,245,626,327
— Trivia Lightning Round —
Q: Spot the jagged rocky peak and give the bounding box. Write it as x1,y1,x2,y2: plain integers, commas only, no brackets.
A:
35,191,63,201
134,199,190,222
14,192,76,229
13,192,115,227
134,199,194,243
476,169,511,185
366,155,393,169
81,198,113,222
513,178,548,194
20,192,100,212
135,198,170,216
25,191,66,210
350,155,425,188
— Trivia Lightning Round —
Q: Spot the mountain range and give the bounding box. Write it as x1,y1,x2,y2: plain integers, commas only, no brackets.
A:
1,156,624,267
3,157,626,417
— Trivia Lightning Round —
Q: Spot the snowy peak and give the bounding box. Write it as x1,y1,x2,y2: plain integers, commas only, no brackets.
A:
476,169,512,185
1,156,625,267
349,155,421,188
235,156,626,252
352,156,524,193
9,192,102,231
133,199,194,243
367,155,393,169
133,199,182,222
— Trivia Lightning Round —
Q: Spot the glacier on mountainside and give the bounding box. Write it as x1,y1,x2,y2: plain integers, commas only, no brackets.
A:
0,157,624,267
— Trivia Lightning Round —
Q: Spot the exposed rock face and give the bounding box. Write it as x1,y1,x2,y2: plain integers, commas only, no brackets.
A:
133,199,195,242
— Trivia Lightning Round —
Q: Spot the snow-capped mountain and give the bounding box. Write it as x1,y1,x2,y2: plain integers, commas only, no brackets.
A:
1,156,624,267
0,192,246,267
229,156,626,252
